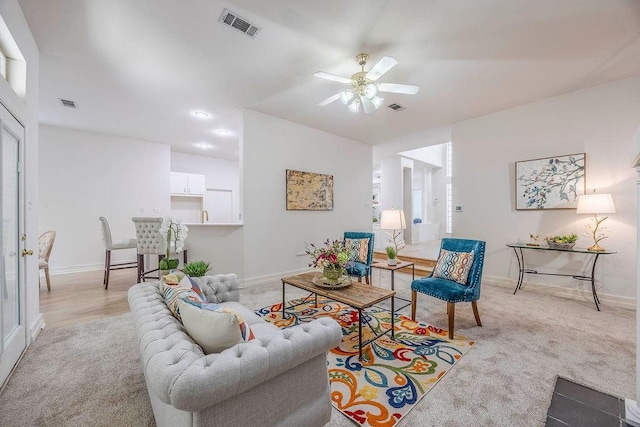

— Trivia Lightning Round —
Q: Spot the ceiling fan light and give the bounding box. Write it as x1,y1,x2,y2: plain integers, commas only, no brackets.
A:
364,84,377,99
371,96,384,109
340,90,354,105
348,99,360,113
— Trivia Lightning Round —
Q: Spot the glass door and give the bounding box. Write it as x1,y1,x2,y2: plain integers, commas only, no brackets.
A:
0,103,25,386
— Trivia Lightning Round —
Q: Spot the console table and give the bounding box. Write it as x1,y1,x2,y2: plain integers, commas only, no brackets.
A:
506,243,616,311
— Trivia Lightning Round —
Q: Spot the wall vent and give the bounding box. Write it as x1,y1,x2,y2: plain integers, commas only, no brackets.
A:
218,8,261,38
59,98,77,108
388,103,405,111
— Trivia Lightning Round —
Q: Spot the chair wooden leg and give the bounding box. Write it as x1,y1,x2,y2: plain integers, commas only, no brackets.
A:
45,268,52,291
358,276,363,283
365,275,370,285
447,302,455,339
137,253,144,283
411,290,417,320
104,250,111,289
472,300,482,326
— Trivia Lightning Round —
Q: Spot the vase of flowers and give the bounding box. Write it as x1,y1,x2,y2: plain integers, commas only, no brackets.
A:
306,239,352,285
158,217,188,274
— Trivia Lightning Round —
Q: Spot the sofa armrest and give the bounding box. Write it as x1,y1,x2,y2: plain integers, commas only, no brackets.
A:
192,274,240,303
165,317,343,412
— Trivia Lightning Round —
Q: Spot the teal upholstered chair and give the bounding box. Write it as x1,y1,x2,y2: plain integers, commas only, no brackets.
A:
343,232,374,284
411,238,486,339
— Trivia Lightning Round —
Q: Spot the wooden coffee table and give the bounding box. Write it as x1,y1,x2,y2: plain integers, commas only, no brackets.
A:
281,272,395,361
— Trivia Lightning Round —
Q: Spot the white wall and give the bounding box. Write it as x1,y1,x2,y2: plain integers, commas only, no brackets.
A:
242,109,372,283
0,0,40,339
39,125,170,272
453,76,640,302
170,151,240,221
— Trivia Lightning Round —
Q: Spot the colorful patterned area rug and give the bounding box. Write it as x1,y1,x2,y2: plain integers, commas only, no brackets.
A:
256,297,476,426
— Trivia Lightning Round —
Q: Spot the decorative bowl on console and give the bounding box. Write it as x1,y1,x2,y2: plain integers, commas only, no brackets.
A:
545,233,578,250
546,241,576,250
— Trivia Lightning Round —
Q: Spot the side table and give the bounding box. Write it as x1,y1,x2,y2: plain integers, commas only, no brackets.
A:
370,260,415,310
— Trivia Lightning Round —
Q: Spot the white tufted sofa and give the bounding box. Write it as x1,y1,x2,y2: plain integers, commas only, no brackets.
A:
128,274,343,427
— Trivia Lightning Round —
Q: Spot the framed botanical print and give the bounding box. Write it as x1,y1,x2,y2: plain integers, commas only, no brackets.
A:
515,153,586,210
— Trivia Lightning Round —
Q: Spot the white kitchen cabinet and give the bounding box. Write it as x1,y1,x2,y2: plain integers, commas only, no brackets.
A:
170,172,206,195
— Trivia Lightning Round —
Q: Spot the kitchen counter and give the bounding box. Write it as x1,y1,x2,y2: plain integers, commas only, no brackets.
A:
183,223,243,227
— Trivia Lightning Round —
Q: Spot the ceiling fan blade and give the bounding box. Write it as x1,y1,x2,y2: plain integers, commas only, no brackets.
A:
314,72,352,84
365,56,398,81
318,93,341,106
361,97,374,114
377,82,420,95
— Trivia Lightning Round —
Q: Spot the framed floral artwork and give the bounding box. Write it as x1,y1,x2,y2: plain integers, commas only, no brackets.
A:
515,153,586,210
286,169,334,210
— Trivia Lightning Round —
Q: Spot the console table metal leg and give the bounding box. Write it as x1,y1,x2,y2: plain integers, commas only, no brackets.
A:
591,254,601,311
512,247,524,294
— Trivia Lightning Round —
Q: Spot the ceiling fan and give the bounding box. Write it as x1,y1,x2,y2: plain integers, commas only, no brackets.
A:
314,53,420,113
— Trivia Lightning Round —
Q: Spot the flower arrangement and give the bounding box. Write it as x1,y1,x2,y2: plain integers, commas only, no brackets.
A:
305,239,352,281
158,217,188,271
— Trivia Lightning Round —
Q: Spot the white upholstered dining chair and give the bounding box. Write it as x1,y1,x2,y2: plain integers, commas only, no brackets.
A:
132,217,187,282
99,216,137,289
38,230,56,291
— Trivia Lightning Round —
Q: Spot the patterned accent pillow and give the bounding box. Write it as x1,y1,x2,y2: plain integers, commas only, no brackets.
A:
160,277,205,321
180,300,255,353
432,249,475,285
345,238,369,264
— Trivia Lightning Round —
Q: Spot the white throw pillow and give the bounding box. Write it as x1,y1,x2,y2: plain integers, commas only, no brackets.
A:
178,300,252,354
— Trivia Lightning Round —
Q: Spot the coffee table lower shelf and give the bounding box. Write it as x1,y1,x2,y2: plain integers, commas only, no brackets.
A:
281,272,396,361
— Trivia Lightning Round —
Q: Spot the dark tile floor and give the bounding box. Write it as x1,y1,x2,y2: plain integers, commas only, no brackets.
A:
546,377,634,426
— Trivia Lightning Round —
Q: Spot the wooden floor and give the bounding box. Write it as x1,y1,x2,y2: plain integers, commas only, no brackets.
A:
39,242,441,330
39,268,138,329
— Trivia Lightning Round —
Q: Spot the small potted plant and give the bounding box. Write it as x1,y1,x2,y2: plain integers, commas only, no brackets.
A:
182,261,211,277
385,245,397,266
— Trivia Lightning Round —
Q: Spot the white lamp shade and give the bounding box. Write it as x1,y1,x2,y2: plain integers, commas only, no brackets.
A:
576,193,616,214
380,209,406,230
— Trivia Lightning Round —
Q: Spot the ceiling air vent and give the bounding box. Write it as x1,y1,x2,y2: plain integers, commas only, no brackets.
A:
388,103,405,111
59,98,77,108
218,8,261,38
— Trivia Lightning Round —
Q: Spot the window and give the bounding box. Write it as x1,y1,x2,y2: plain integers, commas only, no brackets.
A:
446,142,452,234
0,47,7,79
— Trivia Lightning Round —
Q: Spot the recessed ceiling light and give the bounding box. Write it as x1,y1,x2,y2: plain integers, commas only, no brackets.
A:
193,111,210,119
215,129,231,135
194,142,213,149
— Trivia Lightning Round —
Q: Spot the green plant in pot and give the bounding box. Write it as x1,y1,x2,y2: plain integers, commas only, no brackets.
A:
158,217,188,275
183,261,211,277
385,245,397,266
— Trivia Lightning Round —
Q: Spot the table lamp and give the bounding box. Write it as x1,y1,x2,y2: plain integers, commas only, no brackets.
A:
380,209,407,254
576,191,616,252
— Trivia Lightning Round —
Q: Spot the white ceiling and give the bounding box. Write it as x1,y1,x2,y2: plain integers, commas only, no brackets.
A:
18,0,640,160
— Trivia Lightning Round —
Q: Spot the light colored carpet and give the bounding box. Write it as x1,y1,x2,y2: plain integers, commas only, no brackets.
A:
0,271,634,426
0,312,154,427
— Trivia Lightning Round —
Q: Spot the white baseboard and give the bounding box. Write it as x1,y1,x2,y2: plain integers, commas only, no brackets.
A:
29,313,45,342
49,261,132,276
485,275,636,310
241,267,314,288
